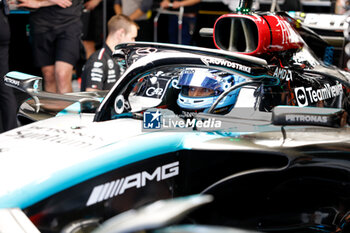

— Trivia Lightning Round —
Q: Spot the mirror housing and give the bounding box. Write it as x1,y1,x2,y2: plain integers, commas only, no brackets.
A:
4,71,42,93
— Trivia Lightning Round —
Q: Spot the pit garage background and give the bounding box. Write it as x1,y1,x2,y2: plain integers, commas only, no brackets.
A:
7,0,344,77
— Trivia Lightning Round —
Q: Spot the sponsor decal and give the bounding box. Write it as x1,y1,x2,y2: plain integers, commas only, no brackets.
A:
91,68,103,74
108,70,116,75
136,47,158,56
86,161,179,206
292,48,319,67
294,86,308,107
285,114,328,124
107,78,116,83
143,110,222,130
33,80,39,90
294,82,343,107
91,72,102,82
4,77,20,86
273,67,293,81
7,126,104,148
135,77,170,99
107,59,114,69
91,73,103,78
93,62,103,68
107,69,116,83
201,57,252,73
146,87,164,97
273,15,300,45
91,77,102,82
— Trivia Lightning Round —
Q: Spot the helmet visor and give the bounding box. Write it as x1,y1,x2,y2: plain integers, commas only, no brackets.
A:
181,86,217,97
178,70,223,97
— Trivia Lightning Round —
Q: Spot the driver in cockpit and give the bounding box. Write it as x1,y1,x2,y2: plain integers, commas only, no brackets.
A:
176,68,245,114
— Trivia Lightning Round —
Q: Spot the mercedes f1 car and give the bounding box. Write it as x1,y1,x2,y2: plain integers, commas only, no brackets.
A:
1,4,350,233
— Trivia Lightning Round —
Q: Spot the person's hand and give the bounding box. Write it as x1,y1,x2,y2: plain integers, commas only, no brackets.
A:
172,1,182,9
48,0,72,8
160,0,170,9
17,0,41,9
84,0,100,10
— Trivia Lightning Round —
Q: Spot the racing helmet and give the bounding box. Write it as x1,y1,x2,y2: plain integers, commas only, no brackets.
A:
177,68,245,114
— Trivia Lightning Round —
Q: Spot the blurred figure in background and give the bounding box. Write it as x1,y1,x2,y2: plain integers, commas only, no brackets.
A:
81,14,138,91
160,0,200,45
82,0,103,59
114,0,153,41
18,0,83,93
0,0,17,132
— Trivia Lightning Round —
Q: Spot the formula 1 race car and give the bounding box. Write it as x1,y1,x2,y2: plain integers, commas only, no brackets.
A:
2,5,350,233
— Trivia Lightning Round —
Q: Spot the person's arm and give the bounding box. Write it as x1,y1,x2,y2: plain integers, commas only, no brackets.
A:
172,0,200,9
129,8,144,20
84,0,101,10
129,0,152,20
114,0,122,14
160,0,170,8
17,0,72,8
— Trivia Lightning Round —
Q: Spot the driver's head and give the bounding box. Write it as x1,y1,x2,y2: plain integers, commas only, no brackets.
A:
107,14,139,45
177,68,244,114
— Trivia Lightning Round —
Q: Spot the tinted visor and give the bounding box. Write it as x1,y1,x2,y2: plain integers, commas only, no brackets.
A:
178,72,223,97
181,86,218,97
